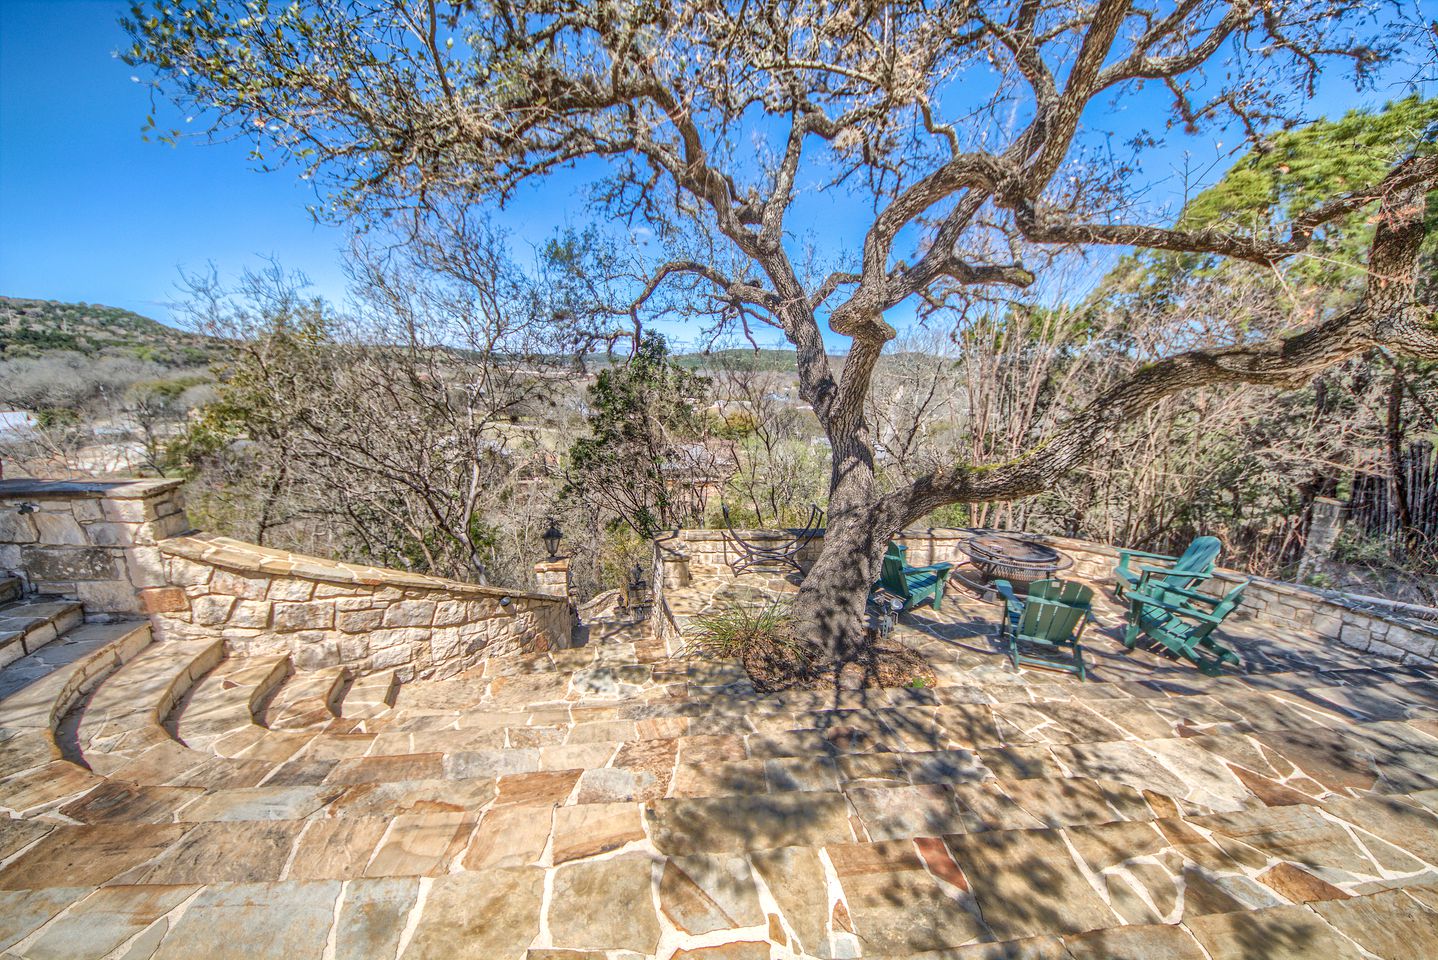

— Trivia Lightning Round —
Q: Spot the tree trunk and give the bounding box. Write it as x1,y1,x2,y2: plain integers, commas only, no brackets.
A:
789,503,894,663
788,403,900,662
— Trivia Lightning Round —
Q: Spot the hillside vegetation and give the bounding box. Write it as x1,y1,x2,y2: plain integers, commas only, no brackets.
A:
0,295,224,365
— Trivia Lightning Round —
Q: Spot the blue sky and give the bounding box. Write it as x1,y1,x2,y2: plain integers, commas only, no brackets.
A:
0,0,1429,346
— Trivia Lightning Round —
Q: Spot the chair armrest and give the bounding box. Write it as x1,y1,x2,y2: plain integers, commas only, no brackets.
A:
906,562,953,577
1130,592,1222,624
1141,583,1221,607
1137,563,1208,582
991,579,1023,618
1119,548,1179,564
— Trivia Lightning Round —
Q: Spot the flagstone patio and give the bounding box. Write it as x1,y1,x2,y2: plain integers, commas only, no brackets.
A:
3,557,1438,958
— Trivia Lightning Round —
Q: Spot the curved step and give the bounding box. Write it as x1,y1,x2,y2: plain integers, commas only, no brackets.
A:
0,620,151,816
264,664,349,730
74,636,225,781
171,655,290,751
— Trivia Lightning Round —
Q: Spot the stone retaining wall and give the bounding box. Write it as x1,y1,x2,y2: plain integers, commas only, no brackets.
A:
654,527,1438,665
1,479,573,679
154,534,573,680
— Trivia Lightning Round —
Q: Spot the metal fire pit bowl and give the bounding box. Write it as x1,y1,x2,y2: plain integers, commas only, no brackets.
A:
956,534,1074,597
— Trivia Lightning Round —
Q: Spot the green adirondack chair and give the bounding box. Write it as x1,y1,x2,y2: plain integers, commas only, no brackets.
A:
1114,536,1222,601
993,578,1094,680
1123,579,1249,676
876,542,953,612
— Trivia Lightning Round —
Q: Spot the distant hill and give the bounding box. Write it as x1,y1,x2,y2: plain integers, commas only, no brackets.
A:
0,296,224,366
673,347,815,373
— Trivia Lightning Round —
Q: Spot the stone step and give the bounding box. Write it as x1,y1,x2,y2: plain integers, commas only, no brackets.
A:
264,664,349,730
0,575,21,606
0,620,152,816
73,636,226,780
171,655,291,751
0,597,84,670
341,669,398,720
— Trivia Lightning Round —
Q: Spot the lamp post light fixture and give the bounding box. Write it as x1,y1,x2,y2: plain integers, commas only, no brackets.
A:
541,518,563,559
627,562,651,621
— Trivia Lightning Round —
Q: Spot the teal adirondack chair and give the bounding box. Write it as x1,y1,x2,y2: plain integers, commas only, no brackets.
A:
1123,579,1249,676
993,579,1094,680
1114,536,1222,601
876,542,953,612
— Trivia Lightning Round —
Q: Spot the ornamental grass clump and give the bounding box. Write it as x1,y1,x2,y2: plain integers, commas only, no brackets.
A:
688,599,820,691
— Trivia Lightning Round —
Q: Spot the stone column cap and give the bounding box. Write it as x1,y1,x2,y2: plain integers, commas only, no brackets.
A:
0,478,184,500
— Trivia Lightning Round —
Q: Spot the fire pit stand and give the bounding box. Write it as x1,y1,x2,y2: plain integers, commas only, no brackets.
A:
954,533,1074,598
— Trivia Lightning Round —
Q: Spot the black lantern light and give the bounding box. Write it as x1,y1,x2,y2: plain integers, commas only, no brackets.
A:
541,518,563,559
627,562,651,619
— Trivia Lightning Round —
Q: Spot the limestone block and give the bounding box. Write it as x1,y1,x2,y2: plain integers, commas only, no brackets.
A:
434,600,469,627
271,601,335,632
31,511,87,545
430,627,468,661
338,635,370,661
367,627,429,649
133,543,179,589
208,569,268,600
151,494,185,517
0,510,39,544
71,499,105,522
76,580,141,614
267,578,315,602
101,499,151,523
313,582,364,599
1386,627,1437,661
369,642,417,670
167,557,215,590
337,608,384,634
190,595,237,627
20,544,122,581
336,597,381,613
147,512,192,540
294,638,341,670
1367,638,1407,660
85,522,146,547
229,600,272,629
140,586,189,615
0,543,20,568
382,600,436,628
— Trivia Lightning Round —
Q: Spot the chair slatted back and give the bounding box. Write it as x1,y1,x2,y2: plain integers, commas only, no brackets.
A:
1018,580,1093,642
879,543,910,599
1167,536,1222,584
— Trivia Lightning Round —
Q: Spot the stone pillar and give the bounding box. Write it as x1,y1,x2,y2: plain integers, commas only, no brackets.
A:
1298,496,1346,584
0,478,191,616
533,556,573,605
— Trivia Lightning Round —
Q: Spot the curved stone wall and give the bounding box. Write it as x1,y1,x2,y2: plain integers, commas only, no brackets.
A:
0,479,572,680
153,534,572,680
654,526,1438,665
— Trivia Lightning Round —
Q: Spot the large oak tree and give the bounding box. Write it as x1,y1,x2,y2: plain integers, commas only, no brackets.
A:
126,0,1438,658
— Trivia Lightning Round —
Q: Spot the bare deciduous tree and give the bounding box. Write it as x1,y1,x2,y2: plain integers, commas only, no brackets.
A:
127,0,1438,658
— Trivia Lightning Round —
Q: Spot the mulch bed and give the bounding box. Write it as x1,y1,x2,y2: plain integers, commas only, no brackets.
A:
741,628,937,693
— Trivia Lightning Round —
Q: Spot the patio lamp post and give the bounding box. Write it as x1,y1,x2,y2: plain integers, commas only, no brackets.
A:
534,519,572,606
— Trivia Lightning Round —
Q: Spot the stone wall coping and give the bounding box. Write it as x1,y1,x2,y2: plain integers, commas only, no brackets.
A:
0,478,185,500
158,532,561,604
662,525,1438,639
